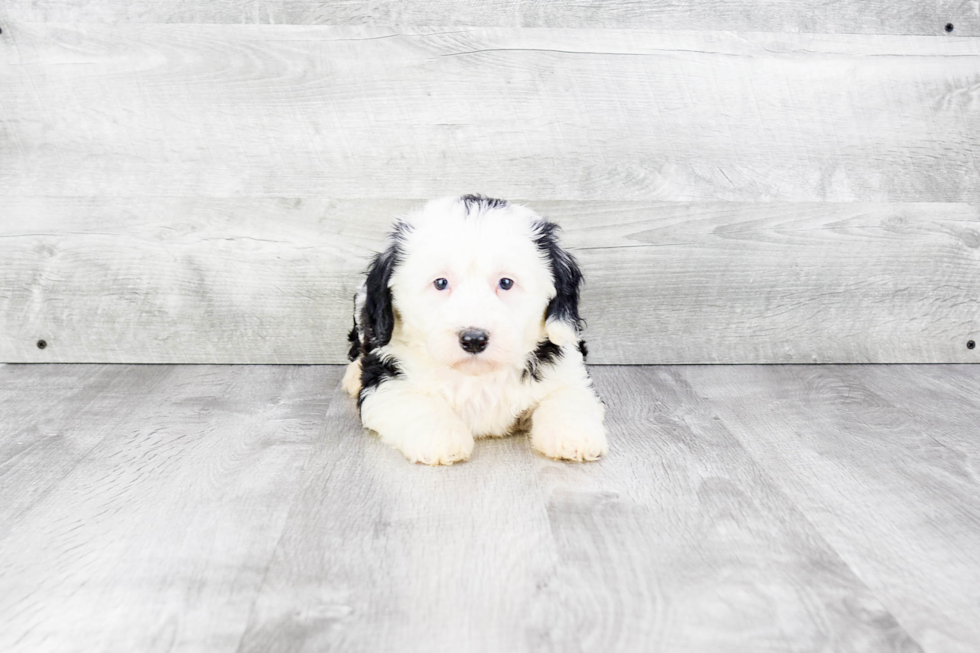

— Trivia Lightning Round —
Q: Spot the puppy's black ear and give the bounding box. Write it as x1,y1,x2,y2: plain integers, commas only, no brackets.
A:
533,220,584,347
360,243,400,351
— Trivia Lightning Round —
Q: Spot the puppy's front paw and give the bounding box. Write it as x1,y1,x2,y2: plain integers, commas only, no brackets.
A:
531,418,608,462
397,421,475,466
342,359,362,397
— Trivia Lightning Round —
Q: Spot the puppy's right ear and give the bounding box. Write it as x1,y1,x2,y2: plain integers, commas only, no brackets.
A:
533,220,584,348
360,244,399,351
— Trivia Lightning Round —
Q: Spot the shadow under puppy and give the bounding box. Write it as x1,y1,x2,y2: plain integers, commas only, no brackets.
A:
344,195,607,465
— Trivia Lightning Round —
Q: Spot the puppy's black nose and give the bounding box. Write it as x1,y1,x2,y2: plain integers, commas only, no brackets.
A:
459,328,489,354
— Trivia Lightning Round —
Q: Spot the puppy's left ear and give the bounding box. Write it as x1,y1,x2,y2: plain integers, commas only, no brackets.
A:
534,221,584,348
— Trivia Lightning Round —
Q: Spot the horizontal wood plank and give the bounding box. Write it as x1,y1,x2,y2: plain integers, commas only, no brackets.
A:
1,198,977,364
1,26,978,202
0,1,976,36
1,24,978,363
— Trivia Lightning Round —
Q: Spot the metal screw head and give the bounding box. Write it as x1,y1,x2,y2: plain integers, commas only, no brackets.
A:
969,340,977,350
945,23,954,33
36,339,47,350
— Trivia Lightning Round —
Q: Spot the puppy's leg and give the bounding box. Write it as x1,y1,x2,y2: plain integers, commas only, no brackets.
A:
361,381,474,465
530,385,607,462
342,358,362,397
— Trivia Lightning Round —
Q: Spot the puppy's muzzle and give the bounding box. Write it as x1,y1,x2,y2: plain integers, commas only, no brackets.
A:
459,328,489,354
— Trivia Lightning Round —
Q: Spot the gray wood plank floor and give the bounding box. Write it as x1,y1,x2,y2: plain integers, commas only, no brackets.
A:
1,363,977,652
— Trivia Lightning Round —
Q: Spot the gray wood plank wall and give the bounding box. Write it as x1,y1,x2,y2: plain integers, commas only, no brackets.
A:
2,1,977,35
1,7,978,363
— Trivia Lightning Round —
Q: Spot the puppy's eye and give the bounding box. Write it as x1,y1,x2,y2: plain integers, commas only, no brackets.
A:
498,278,514,291
433,278,449,291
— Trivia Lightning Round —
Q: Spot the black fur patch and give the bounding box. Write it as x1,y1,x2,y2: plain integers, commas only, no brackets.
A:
461,194,509,214
577,339,588,360
360,240,403,352
347,323,360,362
523,340,564,382
356,222,411,355
352,222,411,409
532,221,584,332
390,220,413,242
357,351,402,408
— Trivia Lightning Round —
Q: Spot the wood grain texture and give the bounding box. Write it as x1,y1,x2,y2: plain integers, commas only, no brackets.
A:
2,23,978,364
525,366,921,652
236,364,920,652
0,0,976,36
1,26,979,203
2,198,977,364
681,364,980,653
0,364,341,653
6,364,980,651
236,372,562,653
0,365,168,540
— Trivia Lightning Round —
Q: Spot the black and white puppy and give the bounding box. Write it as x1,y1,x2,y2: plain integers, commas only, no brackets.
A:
343,195,607,465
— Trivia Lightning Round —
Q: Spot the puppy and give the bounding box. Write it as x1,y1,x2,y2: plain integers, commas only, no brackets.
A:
343,195,607,465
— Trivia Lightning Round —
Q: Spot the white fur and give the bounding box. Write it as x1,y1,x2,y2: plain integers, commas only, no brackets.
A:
347,196,607,465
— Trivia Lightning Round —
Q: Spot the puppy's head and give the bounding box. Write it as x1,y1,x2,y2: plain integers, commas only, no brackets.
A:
361,195,583,375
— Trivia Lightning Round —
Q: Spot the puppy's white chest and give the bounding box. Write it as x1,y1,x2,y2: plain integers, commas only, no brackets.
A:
442,370,531,438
